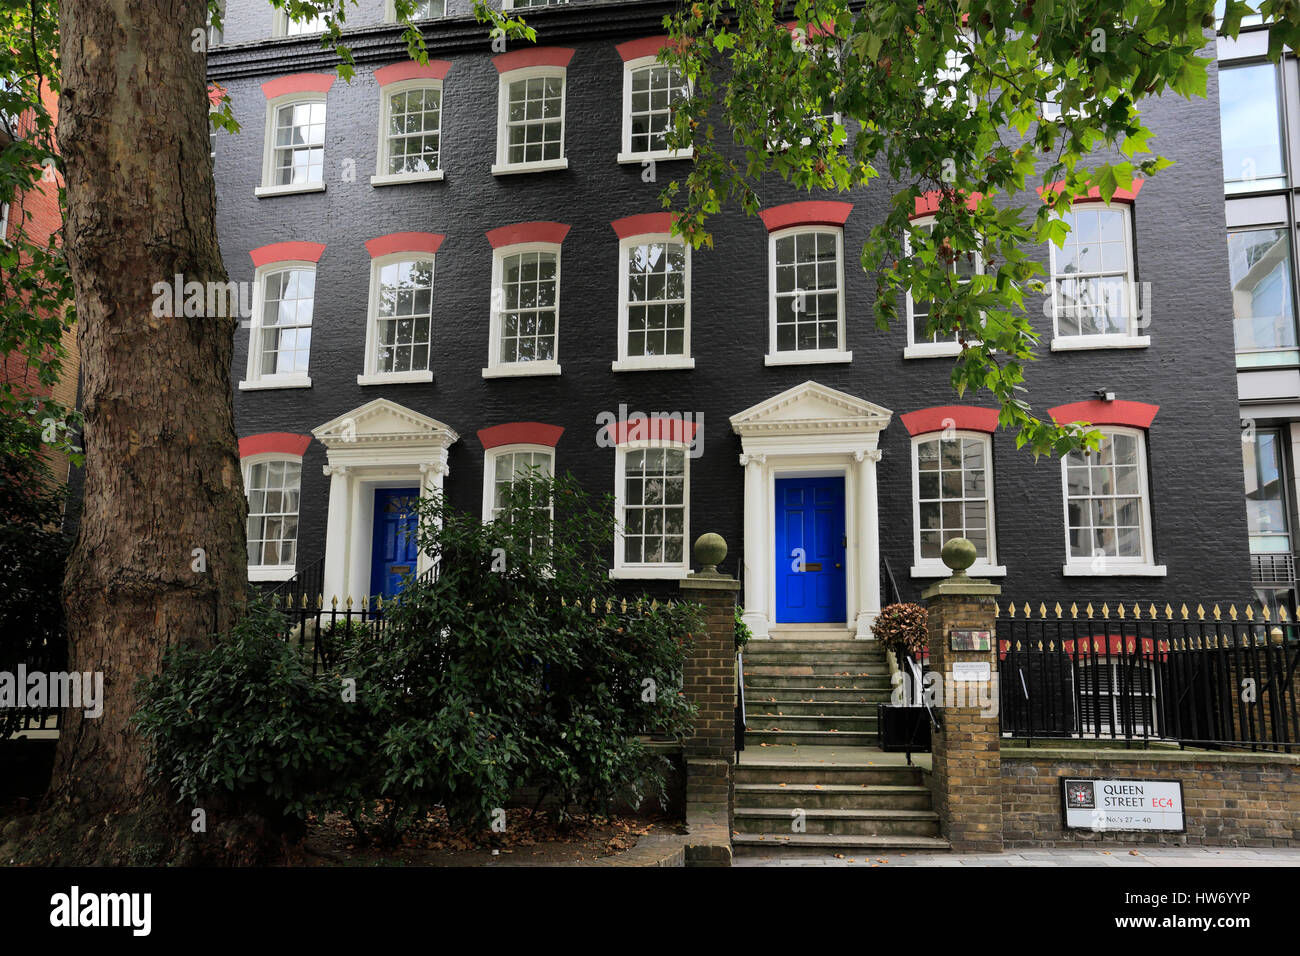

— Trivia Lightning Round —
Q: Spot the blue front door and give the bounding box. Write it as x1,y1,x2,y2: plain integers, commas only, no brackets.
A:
775,477,847,624
370,488,420,599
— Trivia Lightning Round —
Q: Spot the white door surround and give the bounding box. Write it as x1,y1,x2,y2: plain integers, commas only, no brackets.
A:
730,381,892,640
312,399,459,605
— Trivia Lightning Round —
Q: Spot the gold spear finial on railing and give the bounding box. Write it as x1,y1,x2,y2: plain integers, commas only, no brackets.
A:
331,595,338,610
1008,601,1016,618
1281,605,1290,623
1261,604,1271,622
377,594,384,611
1117,603,1126,620
1023,601,1032,617
1165,603,1173,620
1054,602,1063,619
1085,602,1094,618
1181,603,1189,620
1101,603,1110,619
1069,602,1078,619
1132,602,1141,619
361,594,368,611
621,597,628,613
1244,605,1254,622
1210,604,1219,621
346,595,353,610
1228,604,1238,621
1152,603,1161,620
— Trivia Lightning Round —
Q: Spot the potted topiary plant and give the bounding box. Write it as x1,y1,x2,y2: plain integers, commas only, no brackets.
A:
871,602,932,755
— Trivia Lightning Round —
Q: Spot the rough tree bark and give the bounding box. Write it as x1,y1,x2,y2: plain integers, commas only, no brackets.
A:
52,1,247,817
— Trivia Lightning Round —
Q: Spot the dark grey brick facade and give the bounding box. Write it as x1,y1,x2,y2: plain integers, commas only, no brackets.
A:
208,0,1251,607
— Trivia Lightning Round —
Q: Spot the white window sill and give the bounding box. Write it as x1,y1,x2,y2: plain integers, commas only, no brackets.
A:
609,566,690,581
617,149,694,165
903,342,962,359
482,361,562,379
612,356,695,372
765,350,852,367
254,183,326,198
1062,563,1167,577
911,563,1007,578
1051,334,1150,352
248,566,295,582
239,375,312,391
357,370,433,386
370,170,444,187
491,158,568,176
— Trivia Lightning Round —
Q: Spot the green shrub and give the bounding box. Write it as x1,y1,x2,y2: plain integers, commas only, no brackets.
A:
136,472,702,844
134,601,371,826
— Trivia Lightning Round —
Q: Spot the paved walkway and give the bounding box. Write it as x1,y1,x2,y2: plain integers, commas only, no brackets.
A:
735,846,1300,866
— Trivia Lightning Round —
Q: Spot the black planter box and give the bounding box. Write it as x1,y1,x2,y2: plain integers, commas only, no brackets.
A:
877,704,932,753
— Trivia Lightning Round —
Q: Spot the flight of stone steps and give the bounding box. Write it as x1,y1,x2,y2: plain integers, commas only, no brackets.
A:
734,628,949,854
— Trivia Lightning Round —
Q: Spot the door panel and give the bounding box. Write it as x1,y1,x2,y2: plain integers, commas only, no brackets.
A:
774,477,847,624
370,487,420,599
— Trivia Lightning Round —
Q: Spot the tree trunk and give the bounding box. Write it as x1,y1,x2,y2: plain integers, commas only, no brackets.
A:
52,0,247,811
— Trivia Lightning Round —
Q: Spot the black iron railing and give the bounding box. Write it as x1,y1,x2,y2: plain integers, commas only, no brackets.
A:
998,609,1300,752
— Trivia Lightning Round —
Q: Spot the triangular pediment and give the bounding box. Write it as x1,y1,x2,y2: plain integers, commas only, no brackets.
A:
730,381,892,437
312,399,459,447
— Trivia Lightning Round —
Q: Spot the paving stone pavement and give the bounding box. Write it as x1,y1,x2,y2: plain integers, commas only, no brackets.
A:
734,847,1300,866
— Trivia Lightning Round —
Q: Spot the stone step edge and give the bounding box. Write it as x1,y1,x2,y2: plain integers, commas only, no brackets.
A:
736,807,939,820
732,833,951,850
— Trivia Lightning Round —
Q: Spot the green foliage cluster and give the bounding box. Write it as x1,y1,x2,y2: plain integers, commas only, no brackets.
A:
136,473,702,843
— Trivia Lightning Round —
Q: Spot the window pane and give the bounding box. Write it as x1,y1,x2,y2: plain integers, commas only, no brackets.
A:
1228,228,1298,364
914,436,991,559
773,230,840,352
1220,63,1287,193
498,250,559,365
375,258,435,374
1064,431,1148,561
245,460,302,567
1243,428,1291,553
622,447,686,566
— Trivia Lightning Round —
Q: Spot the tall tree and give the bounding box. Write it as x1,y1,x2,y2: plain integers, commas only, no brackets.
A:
51,0,247,827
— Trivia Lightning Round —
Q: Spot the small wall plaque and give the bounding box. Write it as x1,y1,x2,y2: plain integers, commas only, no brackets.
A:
949,628,991,651
951,662,991,683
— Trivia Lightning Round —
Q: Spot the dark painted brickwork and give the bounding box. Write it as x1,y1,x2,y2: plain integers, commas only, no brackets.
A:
209,2,1251,607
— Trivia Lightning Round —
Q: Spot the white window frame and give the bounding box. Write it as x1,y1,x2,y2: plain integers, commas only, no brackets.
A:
765,225,851,366
0,201,9,243
504,0,570,8
372,78,445,186
613,232,694,372
385,0,446,20
273,9,326,37
481,443,556,522
492,65,568,176
909,431,1004,577
611,440,691,580
617,55,693,164
1048,202,1148,351
903,215,983,359
1060,426,1165,576
256,90,327,198
483,241,563,378
358,252,437,386
242,453,303,581
239,260,316,391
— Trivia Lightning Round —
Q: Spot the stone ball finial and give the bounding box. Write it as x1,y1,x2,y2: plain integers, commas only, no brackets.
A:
694,532,727,572
941,537,978,577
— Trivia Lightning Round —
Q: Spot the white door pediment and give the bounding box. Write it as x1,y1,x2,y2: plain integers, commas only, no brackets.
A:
730,380,892,438
312,398,460,450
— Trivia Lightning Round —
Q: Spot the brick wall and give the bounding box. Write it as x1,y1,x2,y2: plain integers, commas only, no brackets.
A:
1002,749,1300,848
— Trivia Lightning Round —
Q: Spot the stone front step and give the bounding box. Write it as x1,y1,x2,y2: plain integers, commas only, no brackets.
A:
748,700,881,717
744,729,879,747
746,686,892,703
744,664,886,679
736,782,934,811
734,807,941,837
748,714,879,733
745,675,893,690
765,626,858,641
746,638,882,653
733,833,951,853
736,760,924,787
